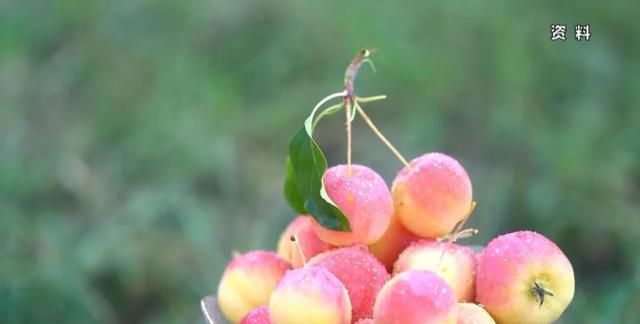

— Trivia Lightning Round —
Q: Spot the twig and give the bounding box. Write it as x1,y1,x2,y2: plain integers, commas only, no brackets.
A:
344,49,375,98
342,49,378,174
437,201,477,268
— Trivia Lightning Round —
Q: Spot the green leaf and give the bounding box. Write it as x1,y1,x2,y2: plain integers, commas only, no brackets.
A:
286,126,350,231
283,92,351,231
282,94,352,232
283,157,306,214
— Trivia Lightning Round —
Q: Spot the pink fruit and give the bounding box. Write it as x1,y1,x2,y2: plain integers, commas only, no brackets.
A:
369,213,420,272
277,215,332,268
373,270,457,324
456,303,495,324
394,240,477,302
392,152,473,238
476,231,575,324
312,164,393,246
217,251,291,323
240,306,271,324
355,319,373,324
307,245,390,322
269,267,352,324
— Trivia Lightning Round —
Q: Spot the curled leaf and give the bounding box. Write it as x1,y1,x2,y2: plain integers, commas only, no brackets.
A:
283,92,351,232
284,126,350,231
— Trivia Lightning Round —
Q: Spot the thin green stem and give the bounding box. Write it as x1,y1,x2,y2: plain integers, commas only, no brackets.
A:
437,201,477,267
356,95,387,103
306,90,347,134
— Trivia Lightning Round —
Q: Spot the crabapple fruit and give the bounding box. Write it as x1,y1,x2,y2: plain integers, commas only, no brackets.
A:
392,153,472,238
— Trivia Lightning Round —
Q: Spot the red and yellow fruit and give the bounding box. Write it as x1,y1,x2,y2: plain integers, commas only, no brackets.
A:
373,270,457,324
269,267,352,324
369,213,420,272
312,164,393,246
476,231,575,324
392,153,473,238
456,303,495,324
277,215,332,268
307,245,389,322
217,251,290,323
394,240,476,302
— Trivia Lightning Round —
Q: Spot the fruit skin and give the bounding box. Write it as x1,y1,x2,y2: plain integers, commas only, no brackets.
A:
355,319,373,324
240,306,271,324
456,303,495,324
307,245,390,322
476,231,575,324
277,215,332,268
392,152,473,238
369,213,420,272
217,251,291,323
312,164,393,246
394,240,477,302
373,270,457,324
269,266,352,324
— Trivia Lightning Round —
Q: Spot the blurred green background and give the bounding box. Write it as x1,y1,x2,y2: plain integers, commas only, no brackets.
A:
1,0,639,323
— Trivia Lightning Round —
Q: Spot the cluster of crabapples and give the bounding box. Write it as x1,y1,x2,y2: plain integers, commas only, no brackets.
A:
217,153,575,324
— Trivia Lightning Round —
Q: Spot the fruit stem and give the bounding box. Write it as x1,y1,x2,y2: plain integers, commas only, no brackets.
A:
345,98,353,176
356,105,410,167
437,201,477,267
531,282,554,308
342,49,385,175
341,49,410,169
290,235,307,265
342,49,374,175
437,228,479,241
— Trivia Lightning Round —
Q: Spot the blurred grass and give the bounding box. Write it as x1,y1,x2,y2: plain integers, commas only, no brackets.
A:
1,0,639,323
